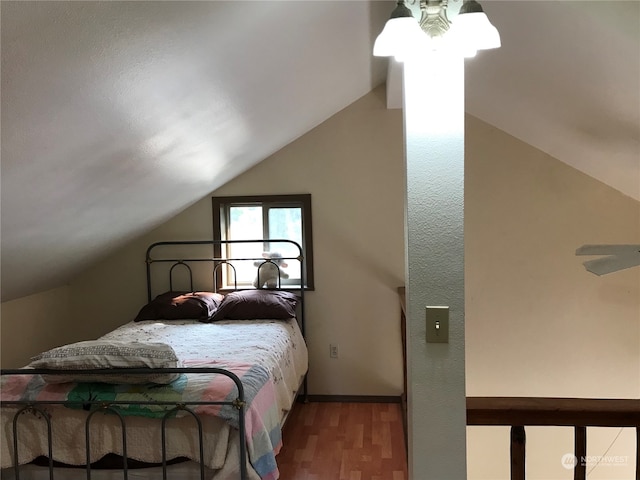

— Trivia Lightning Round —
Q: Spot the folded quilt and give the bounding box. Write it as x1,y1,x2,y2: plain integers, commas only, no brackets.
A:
1,359,282,480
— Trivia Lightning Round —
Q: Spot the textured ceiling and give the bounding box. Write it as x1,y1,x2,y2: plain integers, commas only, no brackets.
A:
1,1,390,301
464,0,639,202
1,1,639,302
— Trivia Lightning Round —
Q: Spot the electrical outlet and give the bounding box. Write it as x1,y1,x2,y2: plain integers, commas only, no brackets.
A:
329,344,339,358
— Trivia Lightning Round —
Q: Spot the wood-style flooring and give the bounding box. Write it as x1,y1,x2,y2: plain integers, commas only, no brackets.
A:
277,402,408,480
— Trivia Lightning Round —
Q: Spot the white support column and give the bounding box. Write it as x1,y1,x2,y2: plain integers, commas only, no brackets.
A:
403,53,467,479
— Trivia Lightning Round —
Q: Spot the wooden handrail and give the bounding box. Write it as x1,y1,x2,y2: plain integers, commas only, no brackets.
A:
467,397,640,427
466,397,640,480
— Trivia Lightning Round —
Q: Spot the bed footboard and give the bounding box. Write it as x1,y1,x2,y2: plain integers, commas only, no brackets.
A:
1,367,250,480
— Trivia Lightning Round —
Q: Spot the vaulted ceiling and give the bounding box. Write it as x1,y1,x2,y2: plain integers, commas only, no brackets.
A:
1,1,638,302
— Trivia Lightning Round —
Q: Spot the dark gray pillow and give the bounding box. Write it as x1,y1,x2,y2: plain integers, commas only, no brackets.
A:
209,290,298,322
134,291,224,322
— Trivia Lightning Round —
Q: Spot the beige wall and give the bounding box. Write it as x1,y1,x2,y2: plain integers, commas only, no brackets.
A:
1,86,638,477
1,285,72,367
465,114,640,398
67,198,221,341
209,88,406,395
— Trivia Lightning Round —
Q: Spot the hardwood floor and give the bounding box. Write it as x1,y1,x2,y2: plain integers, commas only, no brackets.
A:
277,402,408,480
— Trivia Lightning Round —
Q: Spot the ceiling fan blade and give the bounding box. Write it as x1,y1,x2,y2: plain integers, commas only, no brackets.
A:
576,244,640,256
582,254,640,276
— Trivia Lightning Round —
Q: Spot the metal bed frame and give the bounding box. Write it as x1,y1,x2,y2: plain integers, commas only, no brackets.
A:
1,239,308,480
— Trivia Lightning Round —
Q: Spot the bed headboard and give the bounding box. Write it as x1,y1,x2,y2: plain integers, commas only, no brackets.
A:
144,239,306,332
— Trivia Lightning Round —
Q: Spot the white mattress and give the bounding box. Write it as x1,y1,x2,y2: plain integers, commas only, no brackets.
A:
1,318,308,479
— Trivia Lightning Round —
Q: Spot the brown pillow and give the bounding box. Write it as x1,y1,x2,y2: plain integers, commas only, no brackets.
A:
208,290,298,322
134,291,224,322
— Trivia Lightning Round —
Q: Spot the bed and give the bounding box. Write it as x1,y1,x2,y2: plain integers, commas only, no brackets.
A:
0,239,309,480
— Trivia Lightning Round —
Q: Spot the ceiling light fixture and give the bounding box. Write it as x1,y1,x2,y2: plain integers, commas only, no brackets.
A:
374,0,501,60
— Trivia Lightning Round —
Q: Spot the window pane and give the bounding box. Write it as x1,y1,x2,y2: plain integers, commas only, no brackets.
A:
227,206,263,284
267,207,302,281
212,194,314,290
229,206,262,239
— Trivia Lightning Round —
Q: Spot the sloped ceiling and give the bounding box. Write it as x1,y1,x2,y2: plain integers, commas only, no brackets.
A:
1,1,390,301
464,0,639,202
1,1,639,302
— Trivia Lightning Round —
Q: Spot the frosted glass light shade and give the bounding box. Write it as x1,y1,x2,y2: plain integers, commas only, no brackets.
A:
448,12,501,52
373,17,425,58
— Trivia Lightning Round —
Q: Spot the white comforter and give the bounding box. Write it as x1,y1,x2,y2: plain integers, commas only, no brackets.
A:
1,318,308,477
101,318,308,417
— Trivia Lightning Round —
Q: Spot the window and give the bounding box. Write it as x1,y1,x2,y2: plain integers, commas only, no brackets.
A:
212,194,314,290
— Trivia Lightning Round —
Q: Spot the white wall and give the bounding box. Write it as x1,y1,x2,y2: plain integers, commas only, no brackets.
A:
403,56,467,479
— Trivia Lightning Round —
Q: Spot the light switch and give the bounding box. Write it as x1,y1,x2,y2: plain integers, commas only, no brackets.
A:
426,306,449,343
